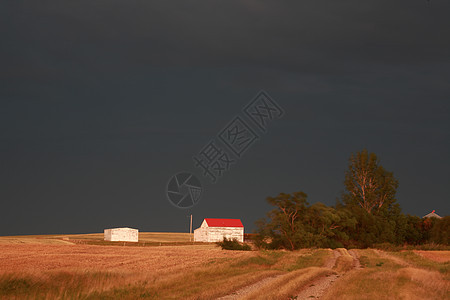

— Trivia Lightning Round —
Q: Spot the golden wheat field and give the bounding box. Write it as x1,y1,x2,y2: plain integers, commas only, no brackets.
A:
0,233,448,300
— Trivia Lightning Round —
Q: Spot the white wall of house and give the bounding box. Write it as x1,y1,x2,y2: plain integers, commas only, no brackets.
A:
104,227,138,242
194,220,244,242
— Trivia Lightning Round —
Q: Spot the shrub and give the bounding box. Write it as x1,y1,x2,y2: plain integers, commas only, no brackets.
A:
217,238,251,251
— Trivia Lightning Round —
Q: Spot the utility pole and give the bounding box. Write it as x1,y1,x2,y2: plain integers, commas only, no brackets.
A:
189,214,193,242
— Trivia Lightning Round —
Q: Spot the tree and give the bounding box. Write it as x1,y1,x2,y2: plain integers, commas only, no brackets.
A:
265,191,309,250
255,191,356,250
400,215,426,245
430,216,450,245
303,202,356,248
343,149,399,214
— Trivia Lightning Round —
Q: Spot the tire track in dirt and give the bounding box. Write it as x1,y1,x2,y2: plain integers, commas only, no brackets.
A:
295,249,341,300
348,249,362,269
323,249,342,268
217,274,284,300
296,249,361,300
217,249,344,300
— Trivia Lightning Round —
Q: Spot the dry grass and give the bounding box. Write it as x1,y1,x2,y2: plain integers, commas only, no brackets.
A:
0,243,232,274
241,267,333,300
390,251,450,274
398,267,450,299
0,243,307,299
285,249,332,271
1,237,449,299
66,232,193,243
413,250,450,263
0,237,74,245
321,249,450,300
0,232,192,246
0,242,260,299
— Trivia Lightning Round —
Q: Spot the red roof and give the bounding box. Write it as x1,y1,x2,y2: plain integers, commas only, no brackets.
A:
204,218,243,227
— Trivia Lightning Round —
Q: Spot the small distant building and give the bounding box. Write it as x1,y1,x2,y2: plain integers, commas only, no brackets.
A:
104,227,138,242
422,210,442,219
194,218,244,243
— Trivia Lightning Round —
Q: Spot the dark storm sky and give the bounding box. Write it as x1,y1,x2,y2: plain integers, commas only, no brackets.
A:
1,1,449,235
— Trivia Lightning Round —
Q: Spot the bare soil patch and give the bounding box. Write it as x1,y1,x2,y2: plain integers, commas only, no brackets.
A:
296,273,340,300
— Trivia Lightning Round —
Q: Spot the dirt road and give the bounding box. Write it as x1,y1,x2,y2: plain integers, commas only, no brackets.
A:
218,249,361,300
296,249,340,300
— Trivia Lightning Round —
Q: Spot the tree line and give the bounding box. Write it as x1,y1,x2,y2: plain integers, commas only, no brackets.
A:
255,149,449,250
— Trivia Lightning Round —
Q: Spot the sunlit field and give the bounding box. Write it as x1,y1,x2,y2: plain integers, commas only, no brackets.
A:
321,249,450,300
0,233,448,299
0,232,193,246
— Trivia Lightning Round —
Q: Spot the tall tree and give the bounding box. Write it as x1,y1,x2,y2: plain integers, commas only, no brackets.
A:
265,191,309,250
343,149,399,214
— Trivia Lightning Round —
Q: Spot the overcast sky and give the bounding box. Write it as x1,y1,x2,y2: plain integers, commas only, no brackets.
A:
1,1,449,235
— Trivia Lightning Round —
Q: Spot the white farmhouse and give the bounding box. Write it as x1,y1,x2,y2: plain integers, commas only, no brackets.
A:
194,218,244,242
104,227,139,242
422,210,443,219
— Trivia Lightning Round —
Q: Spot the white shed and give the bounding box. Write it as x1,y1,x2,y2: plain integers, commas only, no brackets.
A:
194,218,244,242
104,227,139,242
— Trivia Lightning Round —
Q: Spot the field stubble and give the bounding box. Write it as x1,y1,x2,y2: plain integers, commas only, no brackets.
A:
0,233,449,299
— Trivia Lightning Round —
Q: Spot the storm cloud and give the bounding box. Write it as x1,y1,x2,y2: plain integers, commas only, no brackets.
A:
0,1,449,235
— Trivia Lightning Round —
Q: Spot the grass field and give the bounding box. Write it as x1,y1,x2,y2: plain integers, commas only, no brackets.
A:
0,232,193,246
0,233,449,299
321,249,450,300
